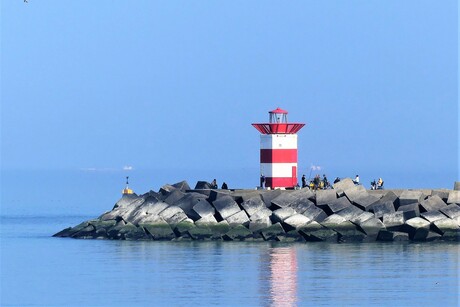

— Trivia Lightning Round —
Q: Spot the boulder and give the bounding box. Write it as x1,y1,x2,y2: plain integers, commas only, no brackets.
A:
350,212,375,224
300,226,338,242
321,214,347,228
419,195,447,212
398,190,425,208
128,201,169,225
316,190,337,206
159,184,177,198
334,221,367,243
270,191,300,209
212,195,241,220
208,189,233,203
440,205,460,219
225,210,250,227
382,212,405,231
290,198,316,214
402,217,431,241
447,191,460,204
397,203,420,220
173,218,195,235
378,191,399,206
371,201,395,219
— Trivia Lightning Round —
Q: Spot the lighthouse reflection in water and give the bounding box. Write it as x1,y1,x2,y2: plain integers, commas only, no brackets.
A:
260,246,298,306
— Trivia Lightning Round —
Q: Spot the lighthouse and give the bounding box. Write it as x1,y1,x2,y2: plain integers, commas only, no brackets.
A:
252,108,305,189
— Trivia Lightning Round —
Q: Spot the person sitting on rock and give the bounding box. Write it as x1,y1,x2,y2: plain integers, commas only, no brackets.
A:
353,175,360,185
221,182,228,190
333,177,341,184
211,179,218,189
377,178,384,189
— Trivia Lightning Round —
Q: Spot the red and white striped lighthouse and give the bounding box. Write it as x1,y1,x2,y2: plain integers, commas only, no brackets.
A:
252,108,305,189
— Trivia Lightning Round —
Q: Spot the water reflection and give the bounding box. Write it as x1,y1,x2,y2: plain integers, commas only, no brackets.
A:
261,245,298,306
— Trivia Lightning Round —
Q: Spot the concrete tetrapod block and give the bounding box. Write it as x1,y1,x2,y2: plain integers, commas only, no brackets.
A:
208,189,234,203
260,190,283,208
397,203,420,220
372,201,395,220
271,207,297,224
431,189,450,202
212,195,241,220
192,199,215,220
455,182,460,191
398,190,425,208
250,207,273,221
171,180,191,192
103,197,147,223
290,198,316,215
353,195,380,212
174,192,208,220
335,205,365,221
223,225,254,241
241,196,267,217
318,196,352,216
117,222,150,240
419,195,447,212
378,191,399,206
447,191,460,204
431,218,460,241
350,212,375,225
159,184,177,198
440,205,460,219
188,215,219,240
316,190,337,206
382,212,405,231
321,214,347,228
377,230,409,242
333,221,367,243
421,211,449,223
128,201,170,225
173,218,195,235
299,221,338,242
164,189,186,206
270,191,300,210
282,214,311,231
159,206,188,224
301,203,328,223
402,217,431,241
358,218,386,240
225,210,250,227
249,216,272,233
260,223,286,241
194,181,213,190
140,218,175,240
332,178,356,192
343,185,368,203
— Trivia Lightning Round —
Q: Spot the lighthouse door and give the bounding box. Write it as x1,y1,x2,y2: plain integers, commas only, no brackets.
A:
292,166,297,187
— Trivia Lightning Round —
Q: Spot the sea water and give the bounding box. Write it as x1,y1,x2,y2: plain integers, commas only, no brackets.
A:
1,170,459,306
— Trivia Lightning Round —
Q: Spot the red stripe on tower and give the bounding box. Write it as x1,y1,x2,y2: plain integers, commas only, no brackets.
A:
252,108,305,189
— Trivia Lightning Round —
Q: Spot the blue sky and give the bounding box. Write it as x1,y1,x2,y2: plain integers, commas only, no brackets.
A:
1,1,458,190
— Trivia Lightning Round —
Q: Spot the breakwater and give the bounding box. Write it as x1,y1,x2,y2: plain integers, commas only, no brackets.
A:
54,178,460,242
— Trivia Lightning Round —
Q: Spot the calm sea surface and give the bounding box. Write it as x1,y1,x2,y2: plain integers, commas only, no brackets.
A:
1,170,459,306
1,215,459,306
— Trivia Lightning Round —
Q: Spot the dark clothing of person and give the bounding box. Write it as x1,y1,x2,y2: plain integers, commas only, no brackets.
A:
221,182,228,190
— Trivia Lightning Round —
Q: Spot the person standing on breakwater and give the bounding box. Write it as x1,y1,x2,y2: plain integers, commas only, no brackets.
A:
260,174,265,189
211,179,218,189
301,174,307,188
323,174,329,189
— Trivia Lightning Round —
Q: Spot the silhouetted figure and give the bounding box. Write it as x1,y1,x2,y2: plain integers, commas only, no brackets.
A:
353,175,360,185
333,177,341,184
221,182,228,190
211,179,218,189
301,174,307,188
260,174,265,189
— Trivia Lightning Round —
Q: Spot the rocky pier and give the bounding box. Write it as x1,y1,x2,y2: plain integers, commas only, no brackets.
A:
54,178,460,243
